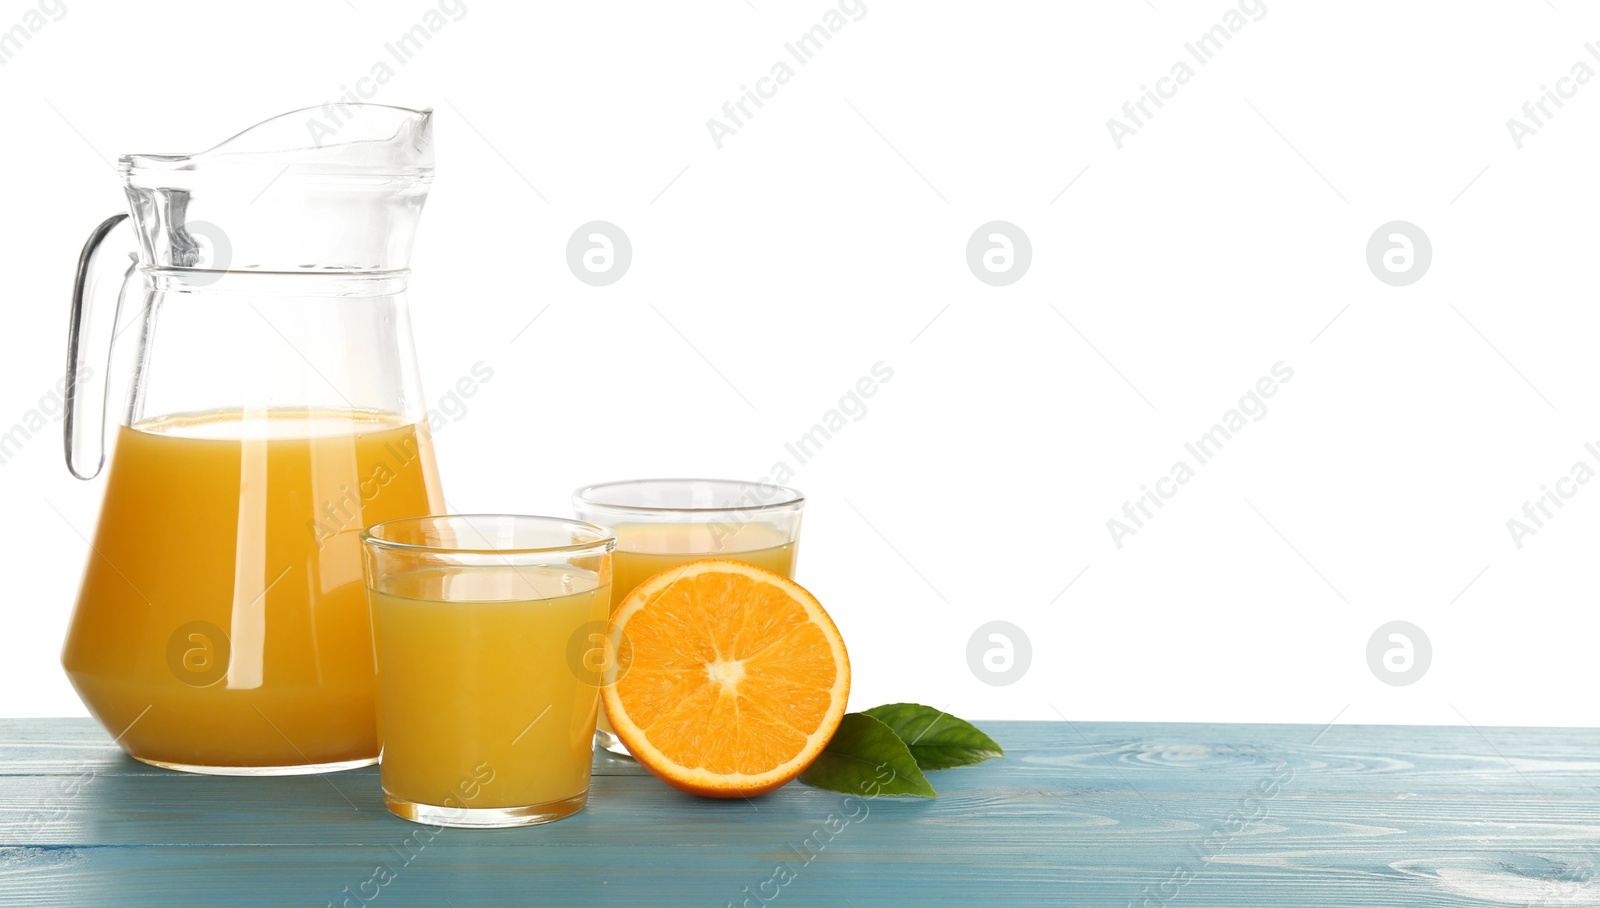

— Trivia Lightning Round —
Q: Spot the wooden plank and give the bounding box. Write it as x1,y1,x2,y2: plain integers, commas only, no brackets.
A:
1,720,1598,907
6,842,1600,907
5,719,1600,795
0,720,653,778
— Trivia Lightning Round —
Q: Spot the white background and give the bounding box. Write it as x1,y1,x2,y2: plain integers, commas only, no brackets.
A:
2,0,1597,730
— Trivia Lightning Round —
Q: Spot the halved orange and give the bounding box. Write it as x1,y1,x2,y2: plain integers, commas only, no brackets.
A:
601,559,850,798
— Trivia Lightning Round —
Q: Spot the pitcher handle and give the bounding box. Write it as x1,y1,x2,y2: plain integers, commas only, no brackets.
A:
64,213,134,480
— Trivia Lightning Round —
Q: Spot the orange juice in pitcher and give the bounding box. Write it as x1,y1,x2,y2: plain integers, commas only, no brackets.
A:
64,411,441,772
59,106,444,774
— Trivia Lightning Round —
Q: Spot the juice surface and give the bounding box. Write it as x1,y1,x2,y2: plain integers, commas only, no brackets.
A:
597,523,796,738
610,522,797,605
61,409,443,771
372,565,609,809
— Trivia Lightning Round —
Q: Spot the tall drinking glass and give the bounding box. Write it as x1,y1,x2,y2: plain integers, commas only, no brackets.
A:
572,479,804,755
361,515,613,827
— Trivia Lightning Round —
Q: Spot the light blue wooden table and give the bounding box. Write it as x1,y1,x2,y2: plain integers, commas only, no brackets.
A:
2,719,1597,906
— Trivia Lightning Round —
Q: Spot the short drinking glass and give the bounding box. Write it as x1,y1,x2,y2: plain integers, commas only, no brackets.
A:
361,515,614,827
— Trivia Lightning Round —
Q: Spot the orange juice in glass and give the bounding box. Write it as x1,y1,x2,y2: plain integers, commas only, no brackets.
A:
573,479,804,755
362,515,613,827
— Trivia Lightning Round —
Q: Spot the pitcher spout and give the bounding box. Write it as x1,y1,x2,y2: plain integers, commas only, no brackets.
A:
119,104,435,273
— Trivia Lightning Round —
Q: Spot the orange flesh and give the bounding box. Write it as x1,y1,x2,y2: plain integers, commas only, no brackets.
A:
617,572,837,775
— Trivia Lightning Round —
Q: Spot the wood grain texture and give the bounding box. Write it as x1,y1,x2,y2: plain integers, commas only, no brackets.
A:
2,719,1599,906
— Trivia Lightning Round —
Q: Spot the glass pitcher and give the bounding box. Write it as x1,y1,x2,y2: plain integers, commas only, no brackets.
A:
59,105,445,775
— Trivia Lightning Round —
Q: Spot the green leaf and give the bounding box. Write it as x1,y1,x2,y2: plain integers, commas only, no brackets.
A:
861,703,1004,771
799,713,937,798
